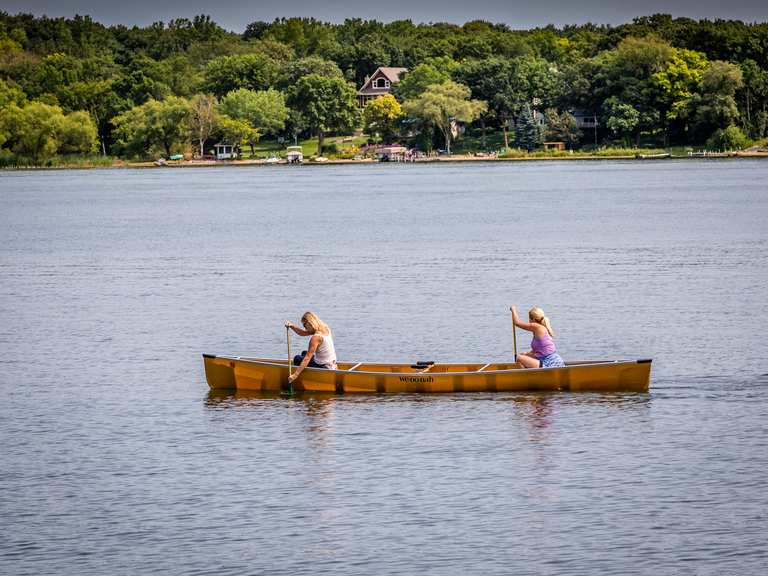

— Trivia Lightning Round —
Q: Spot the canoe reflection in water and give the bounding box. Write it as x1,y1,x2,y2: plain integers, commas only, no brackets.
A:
205,389,650,434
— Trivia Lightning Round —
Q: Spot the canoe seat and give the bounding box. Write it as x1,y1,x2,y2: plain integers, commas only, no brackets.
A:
410,361,434,369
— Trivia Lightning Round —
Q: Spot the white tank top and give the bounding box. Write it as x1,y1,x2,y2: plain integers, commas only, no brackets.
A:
314,331,337,368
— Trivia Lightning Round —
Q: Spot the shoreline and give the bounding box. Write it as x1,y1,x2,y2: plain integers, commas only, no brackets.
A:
3,151,767,171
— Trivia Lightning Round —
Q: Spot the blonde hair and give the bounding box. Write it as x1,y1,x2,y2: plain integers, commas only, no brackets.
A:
301,311,329,334
528,307,555,337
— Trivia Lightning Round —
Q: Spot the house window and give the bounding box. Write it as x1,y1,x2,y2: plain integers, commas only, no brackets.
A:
374,78,389,89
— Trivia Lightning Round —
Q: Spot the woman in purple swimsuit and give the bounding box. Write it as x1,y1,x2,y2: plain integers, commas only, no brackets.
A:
510,305,565,368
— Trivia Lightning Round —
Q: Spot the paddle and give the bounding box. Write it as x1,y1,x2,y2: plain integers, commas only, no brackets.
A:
284,325,294,395
510,306,518,364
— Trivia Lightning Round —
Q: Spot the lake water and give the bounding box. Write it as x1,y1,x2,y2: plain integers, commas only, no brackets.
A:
1,160,767,575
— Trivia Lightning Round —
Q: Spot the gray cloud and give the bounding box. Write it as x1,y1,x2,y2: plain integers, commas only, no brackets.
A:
2,0,767,32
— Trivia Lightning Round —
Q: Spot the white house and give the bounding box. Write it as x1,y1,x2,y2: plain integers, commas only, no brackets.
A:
214,143,238,160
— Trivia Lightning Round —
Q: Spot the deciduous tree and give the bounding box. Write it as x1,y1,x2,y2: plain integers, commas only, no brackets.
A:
706,125,748,150
219,88,289,137
218,115,260,155
603,96,640,146
58,110,98,154
112,96,191,158
203,54,279,98
544,108,581,148
287,74,360,155
363,94,402,143
189,93,218,158
402,80,486,154
688,60,744,141
0,102,61,161
392,58,457,101
0,101,97,161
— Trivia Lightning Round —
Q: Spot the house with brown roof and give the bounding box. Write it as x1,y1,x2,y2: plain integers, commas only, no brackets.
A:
357,67,407,108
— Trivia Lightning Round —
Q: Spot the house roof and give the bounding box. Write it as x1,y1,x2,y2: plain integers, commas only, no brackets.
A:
378,67,407,82
358,67,407,96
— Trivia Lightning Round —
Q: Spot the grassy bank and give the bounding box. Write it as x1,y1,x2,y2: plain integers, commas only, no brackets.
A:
244,134,369,159
0,153,117,169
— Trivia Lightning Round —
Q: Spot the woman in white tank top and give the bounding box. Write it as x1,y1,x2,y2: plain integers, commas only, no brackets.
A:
285,311,337,384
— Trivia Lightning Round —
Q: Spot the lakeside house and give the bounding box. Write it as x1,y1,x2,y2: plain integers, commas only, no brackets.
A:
357,67,407,108
214,143,238,160
572,109,599,130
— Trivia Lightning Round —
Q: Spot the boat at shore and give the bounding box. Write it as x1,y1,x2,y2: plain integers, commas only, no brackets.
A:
203,355,652,394
635,152,671,160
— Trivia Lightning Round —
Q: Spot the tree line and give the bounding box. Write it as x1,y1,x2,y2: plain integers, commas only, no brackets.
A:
1,12,767,163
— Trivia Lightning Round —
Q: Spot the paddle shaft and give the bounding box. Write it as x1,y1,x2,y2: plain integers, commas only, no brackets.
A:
511,310,518,360
286,326,293,394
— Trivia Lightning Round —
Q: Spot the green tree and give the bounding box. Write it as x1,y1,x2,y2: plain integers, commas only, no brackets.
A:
706,125,748,150
544,108,582,148
62,78,126,154
363,94,403,143
454,58,506,149
688,60,744,141
402,80,486,154
392,58,457,101
218,88,289,137
277,56,344,90
456,56,560,150
202,53,279,98
118,55,173,105
650,48,708,143
604,97,640,146
740,59,768,138
58,110,98,154
0,102,63,162
218,115,260,155
287,74,360,155
594,36,675,145
111,96,191,158
0,77,27,109
243,21,270,41
515,104,544,151
343,34,396,85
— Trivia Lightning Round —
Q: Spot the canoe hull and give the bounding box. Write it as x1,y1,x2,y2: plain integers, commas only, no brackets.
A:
203,356,651,394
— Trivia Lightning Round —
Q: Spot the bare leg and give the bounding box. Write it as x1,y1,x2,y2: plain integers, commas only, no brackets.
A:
516,354,541,369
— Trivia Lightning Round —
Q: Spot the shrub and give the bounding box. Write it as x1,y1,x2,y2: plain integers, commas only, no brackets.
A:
706,125,749,151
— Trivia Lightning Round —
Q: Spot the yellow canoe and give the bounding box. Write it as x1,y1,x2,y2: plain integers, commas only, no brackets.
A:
203,355,651,393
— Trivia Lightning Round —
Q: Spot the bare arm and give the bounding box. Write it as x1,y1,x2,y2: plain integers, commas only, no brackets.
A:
285,321,312,337
289,334,322,382
510,306,548,336
510,305,535,332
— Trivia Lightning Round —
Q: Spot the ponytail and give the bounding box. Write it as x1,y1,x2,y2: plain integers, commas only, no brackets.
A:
541,316,555,338
528,307,555,337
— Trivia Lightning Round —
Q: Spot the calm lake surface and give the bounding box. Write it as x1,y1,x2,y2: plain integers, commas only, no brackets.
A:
1,160,767,575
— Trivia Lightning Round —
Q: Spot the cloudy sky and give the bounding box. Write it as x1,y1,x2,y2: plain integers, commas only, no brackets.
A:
3,0,767,31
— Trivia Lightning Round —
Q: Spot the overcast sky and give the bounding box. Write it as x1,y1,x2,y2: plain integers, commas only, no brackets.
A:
3,0,767,32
